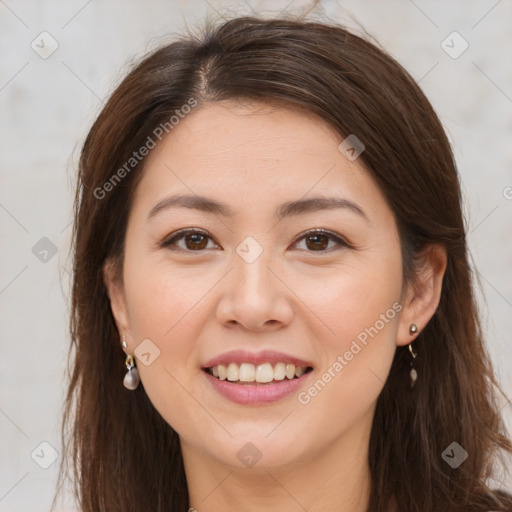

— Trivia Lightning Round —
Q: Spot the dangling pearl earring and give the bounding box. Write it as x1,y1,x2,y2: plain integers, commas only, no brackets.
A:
408,323,418,388
122,334,140,390
123,355,140,390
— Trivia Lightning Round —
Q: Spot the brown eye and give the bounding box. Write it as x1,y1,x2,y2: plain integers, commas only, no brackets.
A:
183,233,208,250
293,230,349,252
161,229,217,252
304,234,329,251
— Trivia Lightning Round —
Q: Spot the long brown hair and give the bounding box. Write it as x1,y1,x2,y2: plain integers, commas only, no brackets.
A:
53,15,512,512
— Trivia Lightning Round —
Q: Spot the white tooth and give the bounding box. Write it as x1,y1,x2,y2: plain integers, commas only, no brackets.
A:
273,362,286,381
256,363,274,383
285,364,296,380
239,363,256,382
215,361,305,382
227,363,239,381
218,364,227,380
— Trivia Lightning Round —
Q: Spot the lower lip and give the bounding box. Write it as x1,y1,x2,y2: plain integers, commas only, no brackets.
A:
203,369,313,405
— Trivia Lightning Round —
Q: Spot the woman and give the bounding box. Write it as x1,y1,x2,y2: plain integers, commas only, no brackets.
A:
53,15,512,512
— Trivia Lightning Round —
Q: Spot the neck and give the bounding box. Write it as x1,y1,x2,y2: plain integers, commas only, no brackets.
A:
182,413,373,512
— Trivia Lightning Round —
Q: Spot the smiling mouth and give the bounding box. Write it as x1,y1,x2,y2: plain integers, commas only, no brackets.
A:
204,362,314,385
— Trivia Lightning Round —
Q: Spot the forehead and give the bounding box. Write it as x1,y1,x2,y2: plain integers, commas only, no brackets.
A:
169,100,339,153
130,100,390,222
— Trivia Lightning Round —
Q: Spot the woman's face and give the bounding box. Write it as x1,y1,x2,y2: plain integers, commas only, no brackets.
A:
106,100,414,472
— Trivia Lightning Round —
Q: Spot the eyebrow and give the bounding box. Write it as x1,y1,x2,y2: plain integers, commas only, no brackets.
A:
147,194,369,223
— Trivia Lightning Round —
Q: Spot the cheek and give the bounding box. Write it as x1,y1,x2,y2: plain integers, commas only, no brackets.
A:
295,253,401,404
123,255,210,341
298,251,402,347
121,254,221,424
294,283,400,439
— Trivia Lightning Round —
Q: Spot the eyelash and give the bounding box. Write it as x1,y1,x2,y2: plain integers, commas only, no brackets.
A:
160,228,352,253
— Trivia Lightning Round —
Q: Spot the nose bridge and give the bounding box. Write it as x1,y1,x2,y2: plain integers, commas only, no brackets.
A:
216,238,293,329
235,249,270,294
232,234,274,291
232,240,277,304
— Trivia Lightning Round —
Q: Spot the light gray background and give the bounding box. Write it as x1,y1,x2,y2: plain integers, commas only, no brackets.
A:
1,1,511,510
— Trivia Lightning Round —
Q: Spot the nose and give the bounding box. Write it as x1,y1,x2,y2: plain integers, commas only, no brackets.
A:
215,251,294,332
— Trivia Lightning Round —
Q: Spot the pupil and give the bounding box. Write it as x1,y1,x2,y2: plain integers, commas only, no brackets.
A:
186,234,207,250
306,235,328,250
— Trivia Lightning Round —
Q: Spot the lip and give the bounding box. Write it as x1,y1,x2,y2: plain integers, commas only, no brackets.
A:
201,349,313,369
203,368,314,405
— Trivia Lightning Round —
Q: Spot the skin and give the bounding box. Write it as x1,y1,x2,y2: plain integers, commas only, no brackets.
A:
104,100,447,512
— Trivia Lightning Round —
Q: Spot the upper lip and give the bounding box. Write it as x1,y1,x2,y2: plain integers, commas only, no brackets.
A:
201,350,313,369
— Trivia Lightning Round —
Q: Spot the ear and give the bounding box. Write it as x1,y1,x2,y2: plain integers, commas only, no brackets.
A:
397,244,447,347
103,258,131,351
